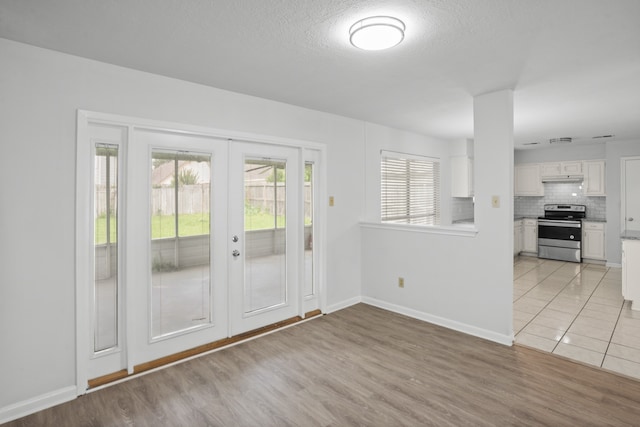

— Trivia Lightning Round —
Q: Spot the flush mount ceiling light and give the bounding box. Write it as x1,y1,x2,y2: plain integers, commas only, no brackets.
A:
349,16,405,51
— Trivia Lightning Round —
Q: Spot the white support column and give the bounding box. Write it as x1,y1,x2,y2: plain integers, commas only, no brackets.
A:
473,89,514,338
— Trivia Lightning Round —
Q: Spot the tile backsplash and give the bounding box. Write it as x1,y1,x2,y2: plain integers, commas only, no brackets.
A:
514,182,606,220
452,197,475,222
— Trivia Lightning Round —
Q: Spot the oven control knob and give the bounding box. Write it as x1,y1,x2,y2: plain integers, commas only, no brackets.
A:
570,235,575,239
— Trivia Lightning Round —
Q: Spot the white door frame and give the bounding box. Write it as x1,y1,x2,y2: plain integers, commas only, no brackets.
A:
76,117,130,390
302,149,322,315
621,156,640,233
75,110,327,395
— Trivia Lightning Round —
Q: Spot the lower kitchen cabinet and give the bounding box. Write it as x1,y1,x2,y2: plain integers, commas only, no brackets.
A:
514,220,523,256
582,221,605,261
522,219,538,253
622,238,640,310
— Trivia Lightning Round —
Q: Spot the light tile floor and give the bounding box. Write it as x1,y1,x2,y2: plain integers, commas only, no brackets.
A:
514,256,640,381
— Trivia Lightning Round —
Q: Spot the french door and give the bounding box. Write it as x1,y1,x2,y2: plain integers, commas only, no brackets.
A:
79,115,319,390
228,142,301,335
128,128,229,366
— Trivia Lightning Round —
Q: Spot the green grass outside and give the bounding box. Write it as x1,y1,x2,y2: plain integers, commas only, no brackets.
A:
95,216,117,244
95,211,309,243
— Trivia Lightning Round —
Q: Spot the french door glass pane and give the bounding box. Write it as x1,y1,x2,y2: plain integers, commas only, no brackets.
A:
94,144,119,352
150,151,211,338
244,159,287,313
304,162,314,297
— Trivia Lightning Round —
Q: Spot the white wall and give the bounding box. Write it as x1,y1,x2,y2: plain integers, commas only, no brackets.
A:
514,140,640,264
360,91,514,344
0,38,365,415
514,143,606,163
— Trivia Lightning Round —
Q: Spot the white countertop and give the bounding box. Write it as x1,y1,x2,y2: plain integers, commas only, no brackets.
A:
621,230,640,240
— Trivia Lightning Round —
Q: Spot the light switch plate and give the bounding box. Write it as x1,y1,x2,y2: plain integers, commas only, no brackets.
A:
329,196,334,207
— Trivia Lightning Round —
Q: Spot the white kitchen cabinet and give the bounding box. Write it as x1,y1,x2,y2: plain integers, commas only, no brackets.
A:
540,161,583,178
451,156,474,197
540,163,561,177
522,219,538,253
514,220,523,256
622,238,640,310
582,221,606,261
515,164,543,196
561,161,583,175
583,160,606,196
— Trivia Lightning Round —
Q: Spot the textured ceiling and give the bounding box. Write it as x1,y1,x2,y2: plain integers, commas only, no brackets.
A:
1,0,639,148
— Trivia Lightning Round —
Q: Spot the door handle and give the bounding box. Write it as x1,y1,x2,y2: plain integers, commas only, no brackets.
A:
629,217,635,222
232,250,240,258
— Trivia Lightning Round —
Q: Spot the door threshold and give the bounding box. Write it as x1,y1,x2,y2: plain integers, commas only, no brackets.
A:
87,309,323,390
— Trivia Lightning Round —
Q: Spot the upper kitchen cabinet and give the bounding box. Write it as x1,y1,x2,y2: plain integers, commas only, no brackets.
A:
540,161,583,178
583,160,606,196
451,156,474,197
515,164,543,196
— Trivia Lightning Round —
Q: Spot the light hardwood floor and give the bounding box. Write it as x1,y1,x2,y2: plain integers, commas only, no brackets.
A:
7,304,640,426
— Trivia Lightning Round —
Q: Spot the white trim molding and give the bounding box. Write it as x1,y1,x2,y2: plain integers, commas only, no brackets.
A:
362,297,514,346
0,386,76,425
324,296,363,314
360,221,478,238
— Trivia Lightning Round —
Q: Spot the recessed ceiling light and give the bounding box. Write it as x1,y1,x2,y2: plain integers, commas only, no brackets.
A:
349,16,405,51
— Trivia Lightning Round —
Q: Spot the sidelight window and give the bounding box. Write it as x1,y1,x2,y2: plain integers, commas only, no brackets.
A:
93,144,119,353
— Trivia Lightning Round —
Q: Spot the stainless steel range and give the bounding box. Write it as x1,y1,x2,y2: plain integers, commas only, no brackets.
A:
538,204,586,263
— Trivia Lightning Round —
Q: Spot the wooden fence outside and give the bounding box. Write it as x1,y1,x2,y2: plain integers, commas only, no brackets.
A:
96,183,312,218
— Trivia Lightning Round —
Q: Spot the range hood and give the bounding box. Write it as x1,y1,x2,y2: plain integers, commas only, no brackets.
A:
541,175,584,183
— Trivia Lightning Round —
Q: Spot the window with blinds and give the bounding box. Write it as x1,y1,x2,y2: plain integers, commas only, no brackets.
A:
381,151,440,225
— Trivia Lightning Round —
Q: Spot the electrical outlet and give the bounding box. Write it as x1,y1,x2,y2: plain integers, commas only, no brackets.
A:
491,195,500,208
398,277,404,288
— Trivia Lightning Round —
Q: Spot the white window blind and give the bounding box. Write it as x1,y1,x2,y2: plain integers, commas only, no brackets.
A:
381,151,440,225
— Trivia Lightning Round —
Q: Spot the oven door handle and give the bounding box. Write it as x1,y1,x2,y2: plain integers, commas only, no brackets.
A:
538,220,581,228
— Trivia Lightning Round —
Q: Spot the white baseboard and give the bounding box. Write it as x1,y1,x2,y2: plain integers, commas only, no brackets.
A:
362,297,514,346
324,296,362,314
0,386,76,425
606,262,622,268
582,258,606,266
